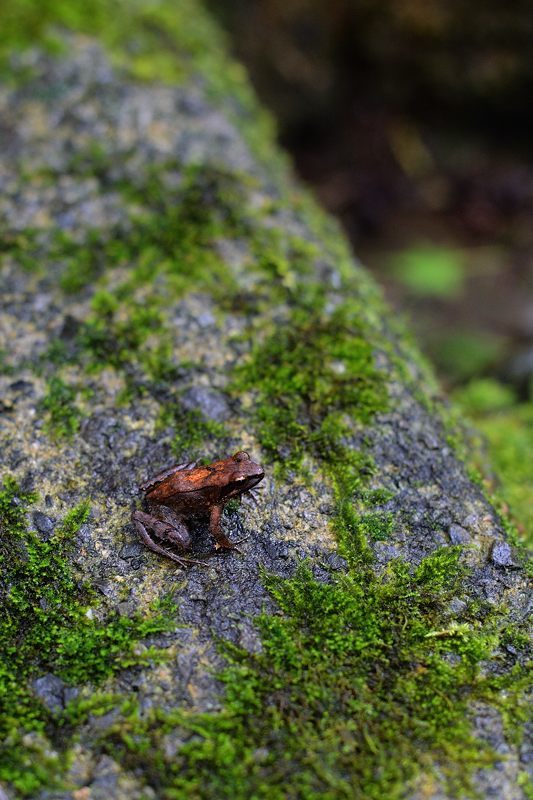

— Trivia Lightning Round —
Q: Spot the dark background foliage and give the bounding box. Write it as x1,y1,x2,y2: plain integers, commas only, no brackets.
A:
208,0,533,536
209,0,533,389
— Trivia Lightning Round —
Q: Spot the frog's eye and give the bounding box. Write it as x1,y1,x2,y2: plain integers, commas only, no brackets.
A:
233,451,250,462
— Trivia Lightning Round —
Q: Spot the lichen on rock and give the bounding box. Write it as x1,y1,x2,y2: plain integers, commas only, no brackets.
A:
0,4,531,799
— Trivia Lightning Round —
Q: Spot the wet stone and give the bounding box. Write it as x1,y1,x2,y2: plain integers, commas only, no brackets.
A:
448,598,468,616
323,553,348,571
63,687,80,705
373,542,401,565
519,724,533,764
32,511,56,539
0,34,529,800
180,385,230,422
119,542,144,559
491,541,515,568
89,710,122,733
448,523,471,545
262,539,289,560
32,673,67,713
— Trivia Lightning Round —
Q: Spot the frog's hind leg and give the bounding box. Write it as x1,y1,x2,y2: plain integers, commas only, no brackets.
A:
132,511,206,568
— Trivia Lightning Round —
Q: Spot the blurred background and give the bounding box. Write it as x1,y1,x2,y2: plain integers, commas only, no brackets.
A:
207,0,533,537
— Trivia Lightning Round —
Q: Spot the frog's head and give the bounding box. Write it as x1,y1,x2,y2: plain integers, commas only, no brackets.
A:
230,450,264,492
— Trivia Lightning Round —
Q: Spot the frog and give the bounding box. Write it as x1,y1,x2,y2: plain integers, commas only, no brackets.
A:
132,451,264,567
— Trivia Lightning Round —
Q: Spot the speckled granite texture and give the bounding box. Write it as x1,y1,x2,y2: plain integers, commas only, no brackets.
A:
0,36,530,800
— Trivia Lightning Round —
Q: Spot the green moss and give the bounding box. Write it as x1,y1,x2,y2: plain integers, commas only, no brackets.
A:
454,379,533,546
0,0,281,170
0,228,43,272
352,509,394,542
8,161,248,301
0,477,176,796
40,375,83,438
79,298,163,372
232,295,389,473
159,404,229,461
0,8,528,797
118,163,246,302
76,547,531,800
0,348,15,375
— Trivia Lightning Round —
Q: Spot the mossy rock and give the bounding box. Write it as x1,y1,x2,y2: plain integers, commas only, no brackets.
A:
0,4,530,799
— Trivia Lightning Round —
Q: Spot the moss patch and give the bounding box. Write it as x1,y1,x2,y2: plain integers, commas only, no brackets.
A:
0,0,281,169
158,405,229,462
69,542,530,799
40,376,84,438
0,7,530,797
0,478,176,797
233,294,388,474
454,379,533,546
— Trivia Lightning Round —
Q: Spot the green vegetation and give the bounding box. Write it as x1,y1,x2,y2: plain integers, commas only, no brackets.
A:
160,405,228,461
11,162,249,300
0,0,280,169
0,3,529,797
0,478,176,796
389,244,465,298
233,294,388,473
89,549,527,799
454,379,533,545
119,163,246,301
1,460,529,798
433,331,505,385
41,376,83,438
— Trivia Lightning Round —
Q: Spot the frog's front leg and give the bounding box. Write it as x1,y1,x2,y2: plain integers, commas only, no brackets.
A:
209,504,241,551
132,510,206,567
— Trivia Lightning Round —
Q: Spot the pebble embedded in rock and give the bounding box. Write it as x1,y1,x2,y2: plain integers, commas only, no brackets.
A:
490,541,515,568
448,523,471,545
448,597,468,616
32,673,66,712
32,511,56,539
262,540,289,560
119,542,144,559
9,379,34,396
324,553,348,571
180,385,230,422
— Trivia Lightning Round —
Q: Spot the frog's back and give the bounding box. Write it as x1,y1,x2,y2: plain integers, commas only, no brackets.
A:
142,458,233,505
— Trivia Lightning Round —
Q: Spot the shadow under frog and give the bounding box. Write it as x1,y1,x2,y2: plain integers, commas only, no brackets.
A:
132,451,264,568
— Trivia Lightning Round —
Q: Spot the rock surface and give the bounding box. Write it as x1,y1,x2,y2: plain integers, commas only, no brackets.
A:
0,17,530,800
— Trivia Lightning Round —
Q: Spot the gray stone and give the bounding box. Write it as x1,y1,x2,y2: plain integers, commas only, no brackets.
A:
32,674,66,713
448,597,468,616
373,542,401,565
32,511,56,539
63,687,80,705
181,385,230,422
491,541,515,568
119,542,144,559
448,523,471,545
90,756,119,797
0,31,529,800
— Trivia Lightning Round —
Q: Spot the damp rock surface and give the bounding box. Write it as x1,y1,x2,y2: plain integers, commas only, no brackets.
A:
0,20,530,800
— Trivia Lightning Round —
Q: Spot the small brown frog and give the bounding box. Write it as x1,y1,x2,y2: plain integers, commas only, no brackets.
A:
132,451,264,567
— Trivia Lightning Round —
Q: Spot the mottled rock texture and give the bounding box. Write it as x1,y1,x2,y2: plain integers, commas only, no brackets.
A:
0,9,530,800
